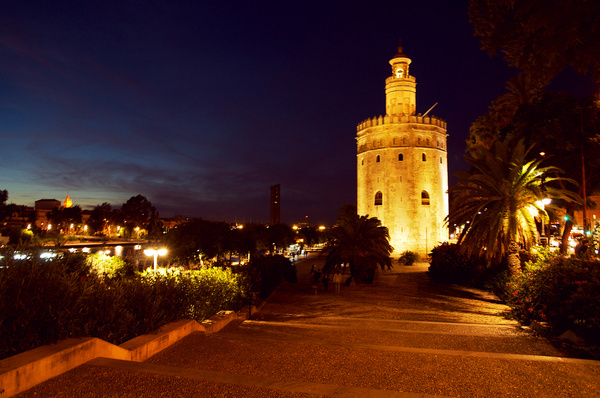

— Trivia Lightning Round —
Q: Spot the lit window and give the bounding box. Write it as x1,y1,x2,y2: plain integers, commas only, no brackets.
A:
421,191,430,205
375,191,383,206
398,153,403,161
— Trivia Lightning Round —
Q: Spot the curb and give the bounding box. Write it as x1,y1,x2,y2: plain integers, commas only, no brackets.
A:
0,304,261,398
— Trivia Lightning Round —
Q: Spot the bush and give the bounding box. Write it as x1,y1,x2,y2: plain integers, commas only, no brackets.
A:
240,255,296,298
87,252,130,278
398,251,420,265
428,242,488,285
0,256,247,360
504,255,600,345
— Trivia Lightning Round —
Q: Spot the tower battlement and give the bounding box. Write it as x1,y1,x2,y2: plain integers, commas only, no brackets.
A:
356,114,447,132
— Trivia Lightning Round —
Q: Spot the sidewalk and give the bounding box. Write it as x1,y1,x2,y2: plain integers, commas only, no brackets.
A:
15,256,600,397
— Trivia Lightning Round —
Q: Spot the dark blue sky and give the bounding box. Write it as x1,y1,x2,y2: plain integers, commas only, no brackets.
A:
0,1,594,225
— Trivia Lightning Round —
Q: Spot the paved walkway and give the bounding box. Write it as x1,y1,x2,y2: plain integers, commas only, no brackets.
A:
16,256,600,397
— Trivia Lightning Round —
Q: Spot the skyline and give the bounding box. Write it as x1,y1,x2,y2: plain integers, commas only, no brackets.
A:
1,1,596,226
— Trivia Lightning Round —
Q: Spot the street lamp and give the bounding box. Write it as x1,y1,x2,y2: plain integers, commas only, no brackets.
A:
144,248,167,272
536,198,552,246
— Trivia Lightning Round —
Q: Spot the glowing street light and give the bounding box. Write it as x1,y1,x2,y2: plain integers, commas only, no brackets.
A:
536,198,552,246
144,248,167,272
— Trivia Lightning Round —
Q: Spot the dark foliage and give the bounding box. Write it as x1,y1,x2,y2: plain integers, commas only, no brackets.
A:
0,256,246,360
428,243,488,285
504,256,600,346
241,255,296,299
398,251,420,266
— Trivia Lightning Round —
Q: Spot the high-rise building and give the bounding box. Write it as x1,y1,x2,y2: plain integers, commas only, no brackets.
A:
356,44,449,256
270,184,281,225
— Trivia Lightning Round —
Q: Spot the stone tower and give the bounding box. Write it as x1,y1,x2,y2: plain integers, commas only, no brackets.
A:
356,44,449,257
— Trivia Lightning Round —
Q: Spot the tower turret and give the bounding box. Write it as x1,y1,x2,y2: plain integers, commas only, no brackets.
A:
385,43,416,116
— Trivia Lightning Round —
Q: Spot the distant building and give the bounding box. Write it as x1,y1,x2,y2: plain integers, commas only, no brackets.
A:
356,44,449,256
34,199,61,229
270,184,281,225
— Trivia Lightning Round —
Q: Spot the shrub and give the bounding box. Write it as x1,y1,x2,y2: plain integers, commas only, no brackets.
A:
504,255,600,345
398,251,420,265
240,255,296,298
428,242,488,285
0,256,247,360
87,252,129,278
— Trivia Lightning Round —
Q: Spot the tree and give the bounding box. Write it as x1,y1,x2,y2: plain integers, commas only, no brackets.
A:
321,209,393,284
47,206,83,233
120,195,158,236
449,138,580,274
87,203,114,235
502,93,600,252
469,0,600,86
266,224,294,254
297,225,322,249
467,73,542,157
0,189,8,221
164,219,232,267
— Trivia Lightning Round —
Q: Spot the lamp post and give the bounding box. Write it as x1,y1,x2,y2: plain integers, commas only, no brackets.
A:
536,198,552,246
144,248,167,272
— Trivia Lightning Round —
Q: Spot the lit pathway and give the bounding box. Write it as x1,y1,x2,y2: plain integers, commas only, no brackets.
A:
16,256,600,397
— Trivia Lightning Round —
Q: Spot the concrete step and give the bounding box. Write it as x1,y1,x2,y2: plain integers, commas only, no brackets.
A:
141,330,600,398
220,318,565,357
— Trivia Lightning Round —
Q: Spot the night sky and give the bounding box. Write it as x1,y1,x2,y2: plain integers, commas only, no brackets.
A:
0,1,594,226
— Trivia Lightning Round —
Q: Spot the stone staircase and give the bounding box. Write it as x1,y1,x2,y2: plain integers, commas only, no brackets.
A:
14,261,600,397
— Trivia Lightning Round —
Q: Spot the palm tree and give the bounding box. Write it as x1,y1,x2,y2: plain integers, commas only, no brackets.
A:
466,73,541,158
449,138,580,274
321,210,393,283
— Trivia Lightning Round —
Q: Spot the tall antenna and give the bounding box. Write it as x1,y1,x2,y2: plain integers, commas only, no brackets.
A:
423,102,438,117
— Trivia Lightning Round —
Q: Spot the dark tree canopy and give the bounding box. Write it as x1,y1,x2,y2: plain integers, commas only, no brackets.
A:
87,203,114,234
0,189,8,221
47,206,83,231
120,194,157,229
469,0,600,85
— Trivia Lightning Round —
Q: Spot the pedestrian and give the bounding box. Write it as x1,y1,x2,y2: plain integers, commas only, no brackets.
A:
322,273,330,292
576,239,590,258
333,269,342,294
310,266,321,295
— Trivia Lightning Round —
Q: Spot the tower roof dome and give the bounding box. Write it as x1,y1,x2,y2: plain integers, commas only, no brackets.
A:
393,41,408,59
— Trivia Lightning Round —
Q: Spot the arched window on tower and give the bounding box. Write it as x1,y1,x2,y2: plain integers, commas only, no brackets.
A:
440,157,443,164
376,155,381,163
402,137,406,144
421,191,430,205
398,153,403,161
375,191,383,206
361,159,364,165
422,153,426,162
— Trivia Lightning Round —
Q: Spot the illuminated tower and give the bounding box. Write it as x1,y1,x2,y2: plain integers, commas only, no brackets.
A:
356,43,449,256
63,194,72,208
